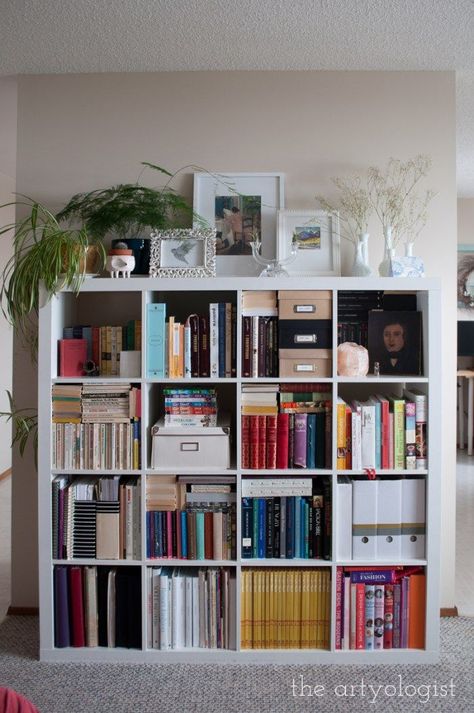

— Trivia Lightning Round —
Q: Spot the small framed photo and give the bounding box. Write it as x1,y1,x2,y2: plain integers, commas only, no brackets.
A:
149,228,216,278
193,172,284,276
368,311,422,376
277,210,340,276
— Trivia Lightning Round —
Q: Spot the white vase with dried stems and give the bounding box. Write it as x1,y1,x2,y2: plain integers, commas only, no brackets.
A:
367,154,435,276
316,176,373,277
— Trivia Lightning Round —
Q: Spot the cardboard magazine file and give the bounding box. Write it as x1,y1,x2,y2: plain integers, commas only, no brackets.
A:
151,414,231,469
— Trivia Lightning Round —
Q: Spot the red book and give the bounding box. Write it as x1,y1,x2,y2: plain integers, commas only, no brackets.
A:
335,567,343,650
204,511,214,559
276,413,289,469
384,583,394,648
355,583,365,650
249,416,259,469
345,406,352,470
376,395,390,469
257,415,267,469
59,339,87,377
68,566,85,647
241,415,250,469
92,327,100,367
265,415,277,469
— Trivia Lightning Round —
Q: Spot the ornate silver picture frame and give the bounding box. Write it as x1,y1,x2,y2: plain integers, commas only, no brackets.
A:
149,228,217,278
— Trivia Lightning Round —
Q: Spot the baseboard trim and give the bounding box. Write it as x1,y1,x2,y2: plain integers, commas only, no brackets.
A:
7,606,39,616
0,467,11,483
440,607,459,617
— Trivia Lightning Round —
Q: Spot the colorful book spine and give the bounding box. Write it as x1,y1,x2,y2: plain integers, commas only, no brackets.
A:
146,304,166,378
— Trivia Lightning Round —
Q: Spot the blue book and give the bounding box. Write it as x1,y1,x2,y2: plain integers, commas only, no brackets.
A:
241,497,253,558
286,497,295,559
279,496,286,558
146,511,151,558
146,303,166,378
257,498,266,558
307,414,316,469
154,512,162,558
180,511,188,559
196,511,205,559
218,303,226,378
303,499,309,558
82,326,93,361
252,499,259,558
294,496,301,557
370,398,382,469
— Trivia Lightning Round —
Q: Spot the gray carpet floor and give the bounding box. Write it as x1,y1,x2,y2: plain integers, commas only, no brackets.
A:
0,616,472,713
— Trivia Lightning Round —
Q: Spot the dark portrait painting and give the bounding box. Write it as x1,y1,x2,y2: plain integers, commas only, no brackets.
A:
368,311,422,376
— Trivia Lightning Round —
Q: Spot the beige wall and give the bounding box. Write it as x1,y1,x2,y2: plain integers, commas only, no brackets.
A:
0,76,17,476
14,70,457,608
458,198,474,245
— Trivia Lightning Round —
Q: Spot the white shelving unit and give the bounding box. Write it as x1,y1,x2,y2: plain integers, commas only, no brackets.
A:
38,276,441,663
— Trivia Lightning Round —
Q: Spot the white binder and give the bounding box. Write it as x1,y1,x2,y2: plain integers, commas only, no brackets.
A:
376,479,402,559
352,479,378,560
401,477,426,559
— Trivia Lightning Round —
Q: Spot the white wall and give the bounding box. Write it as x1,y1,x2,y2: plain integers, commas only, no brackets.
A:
13,70,457,608
458,198,474,246
0,76,17,475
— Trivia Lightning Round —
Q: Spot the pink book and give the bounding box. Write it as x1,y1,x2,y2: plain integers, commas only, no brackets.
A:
384,583,394,648
335,568,343,650
374,584,385,649
388,413,394,469
59,338,87,377
293,413,308,468
343,574,351,650
355,583,365,650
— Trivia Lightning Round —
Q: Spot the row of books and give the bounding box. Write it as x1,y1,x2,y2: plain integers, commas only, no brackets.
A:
241,568,331,649
52,384,141,424
54,565,141,649
241,477,331,559
60,320,141,377
336,388,427,470
147,567,236,649
146,505,236,561
337,476,426,561
164,388,217,427
52,422,140,470
335,567,426,650
52,476,141,560
146,302,237,379
337,291,383,349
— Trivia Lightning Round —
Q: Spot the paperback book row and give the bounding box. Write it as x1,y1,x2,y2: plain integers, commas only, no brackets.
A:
147,567,236,650
52,475,141,561
337,476,425,561
54,565,141,649
335,566,426,651
241,477,331,560
241,568,331,649
59,320,141,377
146,302,237,379
337,387,427,470
163,388,217,427
51,384,141,470
241,384,331,470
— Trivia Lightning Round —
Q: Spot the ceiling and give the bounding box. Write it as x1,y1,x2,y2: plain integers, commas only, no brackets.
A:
2,0,474,195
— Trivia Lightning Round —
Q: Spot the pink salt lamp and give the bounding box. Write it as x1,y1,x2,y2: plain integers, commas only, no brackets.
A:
337,342,369,377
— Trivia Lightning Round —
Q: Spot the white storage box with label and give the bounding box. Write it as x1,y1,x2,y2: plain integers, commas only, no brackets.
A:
151,415,231,470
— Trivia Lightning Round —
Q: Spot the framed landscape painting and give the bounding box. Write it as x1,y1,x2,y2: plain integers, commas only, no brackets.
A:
277,210,340,276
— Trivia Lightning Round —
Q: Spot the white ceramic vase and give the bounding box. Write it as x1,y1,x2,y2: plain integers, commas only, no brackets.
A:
351,239,371,277
379,226,394,277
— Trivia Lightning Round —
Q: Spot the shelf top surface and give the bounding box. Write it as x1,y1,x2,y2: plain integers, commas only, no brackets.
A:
54,276,441,294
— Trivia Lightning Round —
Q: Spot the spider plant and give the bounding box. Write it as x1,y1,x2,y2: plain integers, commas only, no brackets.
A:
0,390,38,468
56,163,195,240
0,197,105,337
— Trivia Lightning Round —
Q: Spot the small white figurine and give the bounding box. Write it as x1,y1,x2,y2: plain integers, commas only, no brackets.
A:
106,243,136,278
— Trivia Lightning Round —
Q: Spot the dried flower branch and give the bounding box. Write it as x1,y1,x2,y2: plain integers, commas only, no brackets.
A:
367,154,435,246
316,175,372,245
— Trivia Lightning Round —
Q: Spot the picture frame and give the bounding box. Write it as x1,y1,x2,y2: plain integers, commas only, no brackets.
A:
458,244,474,314
193,172,284,276
276,210,340,276
149,228,216,278
367,310,422,376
